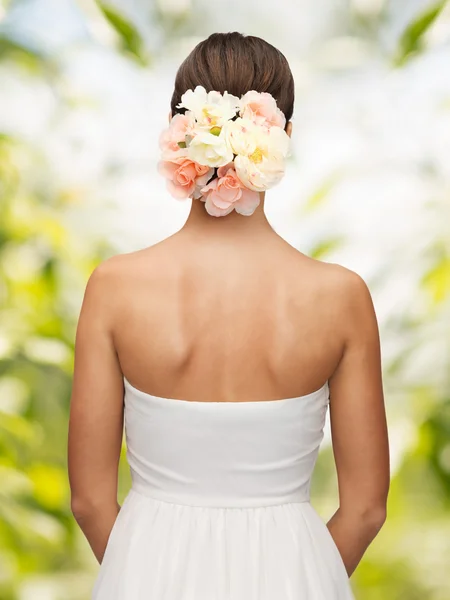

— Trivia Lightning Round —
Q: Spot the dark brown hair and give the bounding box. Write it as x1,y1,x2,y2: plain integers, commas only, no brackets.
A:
170,32,294,129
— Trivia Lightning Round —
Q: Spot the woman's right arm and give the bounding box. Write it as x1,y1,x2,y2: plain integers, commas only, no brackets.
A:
68,261,125,564
326,269,390,577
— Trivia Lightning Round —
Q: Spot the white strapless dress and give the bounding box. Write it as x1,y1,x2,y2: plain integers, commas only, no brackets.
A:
92,376,355,599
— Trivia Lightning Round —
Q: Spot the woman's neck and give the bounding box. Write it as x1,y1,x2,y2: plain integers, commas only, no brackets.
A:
179,192,277,243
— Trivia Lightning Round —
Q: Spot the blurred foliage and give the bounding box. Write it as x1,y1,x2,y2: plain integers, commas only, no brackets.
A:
394,1,448,65
0,133,130,598
96,2,149,65
0,1,450,599
0,37,53,74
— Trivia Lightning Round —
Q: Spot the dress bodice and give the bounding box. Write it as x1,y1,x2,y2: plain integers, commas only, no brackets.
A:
93,378,355,600
123,377,330,508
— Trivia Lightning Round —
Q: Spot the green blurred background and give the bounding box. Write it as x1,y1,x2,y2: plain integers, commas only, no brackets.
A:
1,0,450,598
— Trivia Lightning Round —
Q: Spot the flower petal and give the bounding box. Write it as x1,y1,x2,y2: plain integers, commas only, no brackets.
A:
166,179,194,199
234,189,260,216
204,195,235,217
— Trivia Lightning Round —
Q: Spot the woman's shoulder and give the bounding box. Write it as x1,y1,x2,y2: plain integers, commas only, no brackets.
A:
318,260,371,296
88,243,171,283
287,252,375,325
285,245,371,296
314,260,377,331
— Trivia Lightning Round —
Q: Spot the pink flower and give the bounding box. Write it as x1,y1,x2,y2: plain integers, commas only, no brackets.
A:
158,157,213,200
159,113,194,161
200,163,260,217
240,91,286,129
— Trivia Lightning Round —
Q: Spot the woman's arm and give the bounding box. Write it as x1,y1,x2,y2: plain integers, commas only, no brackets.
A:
327,269,390,577
68,260,125,564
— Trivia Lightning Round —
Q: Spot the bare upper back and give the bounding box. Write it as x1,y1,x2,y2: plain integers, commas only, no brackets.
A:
105,230,354,403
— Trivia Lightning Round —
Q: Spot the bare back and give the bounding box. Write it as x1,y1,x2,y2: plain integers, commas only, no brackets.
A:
69,216,389,578
111,229,345,402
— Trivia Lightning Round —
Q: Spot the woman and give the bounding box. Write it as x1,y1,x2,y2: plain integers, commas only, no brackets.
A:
68,32,390,599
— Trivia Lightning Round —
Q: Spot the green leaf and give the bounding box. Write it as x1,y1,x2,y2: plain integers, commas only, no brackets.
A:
97,2,148,65
0,38,47,73
309,237,344,259
422,256,450,304
395,2,447,65
302,173,341,213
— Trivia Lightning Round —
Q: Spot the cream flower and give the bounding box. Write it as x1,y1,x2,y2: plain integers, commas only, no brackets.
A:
234,154,285,191
225,119,291,191
187,129,234,168
177,85,241,131
222,117,259,156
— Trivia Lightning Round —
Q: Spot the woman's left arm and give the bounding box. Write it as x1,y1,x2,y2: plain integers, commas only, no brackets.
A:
68,260,125,564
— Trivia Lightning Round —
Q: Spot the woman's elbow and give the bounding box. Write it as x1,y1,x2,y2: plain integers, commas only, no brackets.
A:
341,499,388,534
71,489,119,523
365,504,387,532
70,492,110,523
71,495,97,522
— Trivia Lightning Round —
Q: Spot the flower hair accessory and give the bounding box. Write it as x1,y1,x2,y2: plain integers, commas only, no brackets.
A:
157,86,291,217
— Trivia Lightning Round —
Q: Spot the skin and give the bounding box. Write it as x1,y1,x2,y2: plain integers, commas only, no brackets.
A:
68,116,390,574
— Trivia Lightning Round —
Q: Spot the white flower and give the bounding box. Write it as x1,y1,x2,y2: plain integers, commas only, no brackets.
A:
186,129,234,168
177,85,241,130
231,123,291,192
